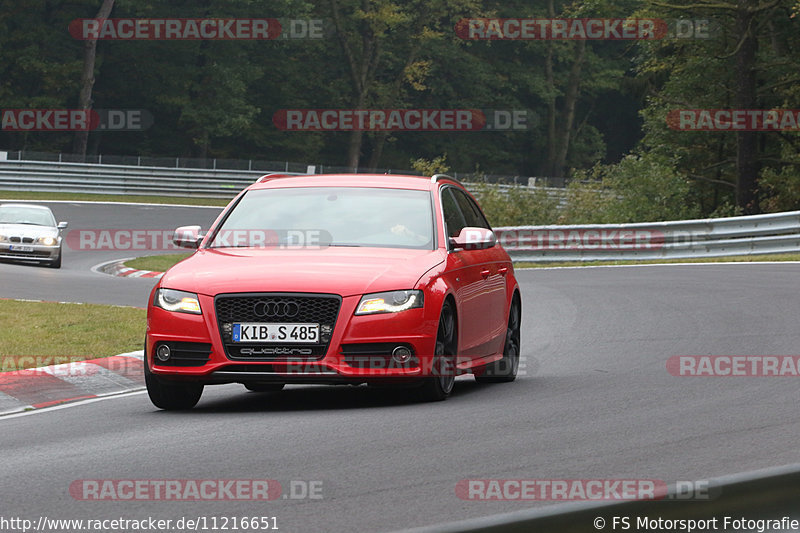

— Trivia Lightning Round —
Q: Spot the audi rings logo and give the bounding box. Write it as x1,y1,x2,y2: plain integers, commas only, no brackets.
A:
253,300,300,318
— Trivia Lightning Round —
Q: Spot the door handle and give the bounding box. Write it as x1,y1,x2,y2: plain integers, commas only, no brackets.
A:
498,267,508,276
480,269,491,279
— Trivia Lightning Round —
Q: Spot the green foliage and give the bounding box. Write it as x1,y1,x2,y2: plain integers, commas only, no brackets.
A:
2,0,799,219
760,166,800,213
560,153,700,223
410,155,449,175
470,183,561,227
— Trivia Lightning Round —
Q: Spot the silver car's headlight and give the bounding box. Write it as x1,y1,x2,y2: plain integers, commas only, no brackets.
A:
153,289,202,314
0,234,7,243
37,236,58,246
355,290,424,315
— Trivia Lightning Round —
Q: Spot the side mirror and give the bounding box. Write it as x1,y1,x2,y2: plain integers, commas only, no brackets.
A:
449,227,497,251
57,221,68,230
173,225,204,249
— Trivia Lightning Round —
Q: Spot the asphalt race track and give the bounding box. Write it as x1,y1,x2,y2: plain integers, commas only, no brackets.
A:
2,202,800,531
0,201,222,306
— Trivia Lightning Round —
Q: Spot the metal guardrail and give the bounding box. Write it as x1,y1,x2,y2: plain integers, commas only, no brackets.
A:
400,463,800,533
497,211,800,262
0,160,269,198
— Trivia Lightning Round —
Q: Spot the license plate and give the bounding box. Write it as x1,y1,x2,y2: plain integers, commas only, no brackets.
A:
233,323,319,343
9,245,34,252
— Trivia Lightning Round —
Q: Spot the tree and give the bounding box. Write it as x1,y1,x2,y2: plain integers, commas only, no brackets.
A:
73,0,115,157
636,0,798,213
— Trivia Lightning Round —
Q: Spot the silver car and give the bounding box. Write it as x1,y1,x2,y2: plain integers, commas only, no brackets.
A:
0,203,67,268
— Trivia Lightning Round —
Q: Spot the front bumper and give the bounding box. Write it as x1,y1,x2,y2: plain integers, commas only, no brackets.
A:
0,242,60,262
146,292,441,385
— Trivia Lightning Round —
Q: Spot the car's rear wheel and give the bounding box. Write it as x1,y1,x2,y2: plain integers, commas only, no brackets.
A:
244,383,285,392
418,301,457,401
475,296,520,383
144,357,204,410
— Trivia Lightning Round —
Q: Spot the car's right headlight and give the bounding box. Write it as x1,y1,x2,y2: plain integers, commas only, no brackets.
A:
0,234,7,243
355,290,424,315
153,288,202,314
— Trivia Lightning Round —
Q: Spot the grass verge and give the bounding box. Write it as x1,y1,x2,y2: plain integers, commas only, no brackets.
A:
0,190,230,206
516,253,800,268
124,253,192,272
0,300,145,370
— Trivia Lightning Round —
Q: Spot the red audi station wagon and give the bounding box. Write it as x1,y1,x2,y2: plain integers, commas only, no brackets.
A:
145,173,521,409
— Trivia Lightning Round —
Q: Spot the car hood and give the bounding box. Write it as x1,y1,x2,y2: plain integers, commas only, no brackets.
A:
161,247,445,297
0,223,58,238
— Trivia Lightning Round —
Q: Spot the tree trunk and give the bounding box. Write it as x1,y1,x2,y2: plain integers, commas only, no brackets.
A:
541,0,557,177
734,0,759,213
553,40,586,177
72,0,115,157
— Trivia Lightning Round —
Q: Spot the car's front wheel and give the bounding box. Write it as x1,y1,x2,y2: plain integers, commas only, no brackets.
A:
475,296,520,383
144,359,204,410
418,301,457,401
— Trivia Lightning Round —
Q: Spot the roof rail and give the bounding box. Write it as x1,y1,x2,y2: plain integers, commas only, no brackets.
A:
430,174,462,185
256,173,303,183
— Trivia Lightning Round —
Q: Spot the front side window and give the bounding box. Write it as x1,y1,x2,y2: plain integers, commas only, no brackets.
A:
451,188,490,230
441,188,467,239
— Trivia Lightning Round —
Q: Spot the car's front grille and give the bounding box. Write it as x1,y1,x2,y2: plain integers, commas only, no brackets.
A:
9,237,35,244
215,293,341,361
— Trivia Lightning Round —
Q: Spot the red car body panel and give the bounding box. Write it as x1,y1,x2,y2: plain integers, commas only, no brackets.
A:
146,174,519,386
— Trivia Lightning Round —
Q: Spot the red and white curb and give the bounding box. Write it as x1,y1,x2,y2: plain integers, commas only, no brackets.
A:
92,258,164,279
0,351,145,415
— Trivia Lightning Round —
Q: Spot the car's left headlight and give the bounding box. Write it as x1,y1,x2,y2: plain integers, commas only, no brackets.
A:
153,288,202,314
0,234,7,243
355,290,424,315
37,236,58,246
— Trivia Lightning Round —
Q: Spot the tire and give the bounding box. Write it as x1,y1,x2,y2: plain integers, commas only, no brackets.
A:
475,296,520,383
244,383,285,392
144,357,203,410
418,301,457,402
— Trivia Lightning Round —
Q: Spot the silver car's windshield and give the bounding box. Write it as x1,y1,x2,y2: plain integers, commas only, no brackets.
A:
208,187,434,250
0,206,55,226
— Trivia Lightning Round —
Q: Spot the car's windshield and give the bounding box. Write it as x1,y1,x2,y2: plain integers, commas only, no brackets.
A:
0,206,55,226
208,186,434,250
